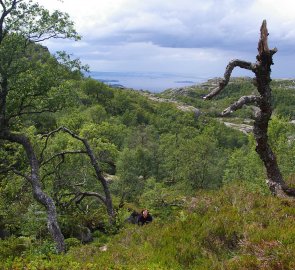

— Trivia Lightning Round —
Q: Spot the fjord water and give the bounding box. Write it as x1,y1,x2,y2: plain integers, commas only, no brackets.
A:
90,71,207,92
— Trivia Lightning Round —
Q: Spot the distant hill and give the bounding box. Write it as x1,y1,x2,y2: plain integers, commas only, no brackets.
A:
159,77,295,120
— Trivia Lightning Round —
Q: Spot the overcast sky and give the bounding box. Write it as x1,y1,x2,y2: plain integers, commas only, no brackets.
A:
38,0,295,79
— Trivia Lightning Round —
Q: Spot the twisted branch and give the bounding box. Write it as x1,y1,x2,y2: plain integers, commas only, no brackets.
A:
75,191,106,204
204,60,256,100
11,168,31,181
41,150,87,166
203,20,295,198
221,95,261,116
59,191,106,209
42,126,115,220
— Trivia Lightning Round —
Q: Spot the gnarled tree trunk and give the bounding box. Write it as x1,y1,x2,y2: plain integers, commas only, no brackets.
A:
0,0,82,253
204,20,295,198
0,130,65,252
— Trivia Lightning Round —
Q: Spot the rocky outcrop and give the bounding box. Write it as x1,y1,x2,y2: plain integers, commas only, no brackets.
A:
141,93,201,118
223,122,253,135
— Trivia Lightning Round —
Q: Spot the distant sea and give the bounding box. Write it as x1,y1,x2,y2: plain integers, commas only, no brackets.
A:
89,71,208,93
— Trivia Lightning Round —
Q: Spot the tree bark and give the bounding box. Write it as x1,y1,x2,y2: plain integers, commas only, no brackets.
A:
0,130,65,252
251,22,285,196
83,138,115,221
204,20,295,198
0,76,8,128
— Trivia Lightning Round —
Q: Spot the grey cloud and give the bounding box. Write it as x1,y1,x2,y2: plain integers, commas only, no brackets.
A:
43,0,295,79
81,1,262,52
79,0,295,55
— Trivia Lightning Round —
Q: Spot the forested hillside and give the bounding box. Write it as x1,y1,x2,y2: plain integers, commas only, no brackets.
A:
1,1,295,269
1,66,295,269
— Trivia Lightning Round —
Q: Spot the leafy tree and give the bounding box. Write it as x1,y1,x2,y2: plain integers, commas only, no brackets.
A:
116,146,158,200
223,139,266,192
268,117,295,182
82,77,113,105
0,0,80,252
159,130,223,191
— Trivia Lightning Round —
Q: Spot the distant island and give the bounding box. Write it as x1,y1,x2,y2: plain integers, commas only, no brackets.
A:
96,79,125,89
97,79,120,83
174,80,195,84
110,84,125,89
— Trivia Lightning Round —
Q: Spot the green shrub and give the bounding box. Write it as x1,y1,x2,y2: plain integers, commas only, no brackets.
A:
2,183,295,269
65,237,81,251
0,236,31,260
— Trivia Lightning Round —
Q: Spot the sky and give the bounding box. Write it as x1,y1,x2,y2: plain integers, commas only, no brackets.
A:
38,0,295,80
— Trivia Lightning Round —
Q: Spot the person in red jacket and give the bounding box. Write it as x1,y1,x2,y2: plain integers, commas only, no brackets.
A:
137,209,153,225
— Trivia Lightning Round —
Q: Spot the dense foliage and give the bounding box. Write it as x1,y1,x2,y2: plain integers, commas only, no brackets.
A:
1,70,295,267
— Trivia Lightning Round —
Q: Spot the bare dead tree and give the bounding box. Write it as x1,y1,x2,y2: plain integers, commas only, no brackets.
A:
204,20,295,198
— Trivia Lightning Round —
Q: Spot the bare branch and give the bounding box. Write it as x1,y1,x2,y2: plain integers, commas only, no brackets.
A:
41,153,66,183
204,60,256,100
256,20,278,67
12,169,31,181
270,48,278,56
29,33,67,43
42,126,82,141
75,191,106,204
0,0,23,42
41,150,87,166
42,126,115,219
39,132,51,163
60,191,107,208
0,1,6,11
65,193,83,208
43,127,103,176
258,20,269,54
41,169,56,183
221,95,261,116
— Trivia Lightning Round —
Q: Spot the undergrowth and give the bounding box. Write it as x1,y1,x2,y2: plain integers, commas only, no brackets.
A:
1,182,295,270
